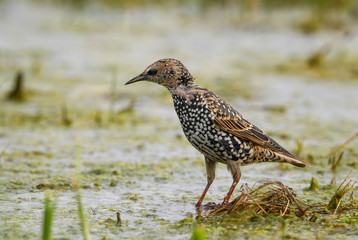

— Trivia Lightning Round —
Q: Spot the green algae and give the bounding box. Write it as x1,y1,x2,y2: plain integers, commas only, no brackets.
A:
306,177,320,192
191,225,207,240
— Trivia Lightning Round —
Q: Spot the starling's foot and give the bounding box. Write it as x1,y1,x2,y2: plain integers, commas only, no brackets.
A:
204,202,217,207
199,202,219,210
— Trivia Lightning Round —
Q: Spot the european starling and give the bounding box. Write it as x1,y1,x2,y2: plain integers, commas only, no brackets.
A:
125,58,307,207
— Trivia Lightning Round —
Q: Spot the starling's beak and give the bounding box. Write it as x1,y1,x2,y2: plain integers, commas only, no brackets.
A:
125,74,147,85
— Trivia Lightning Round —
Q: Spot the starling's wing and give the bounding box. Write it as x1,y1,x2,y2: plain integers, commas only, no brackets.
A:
203,91,295,158
216,114,295,157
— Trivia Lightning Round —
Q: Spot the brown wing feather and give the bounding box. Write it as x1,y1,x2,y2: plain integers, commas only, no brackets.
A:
203,90,295,158
214,116,295,158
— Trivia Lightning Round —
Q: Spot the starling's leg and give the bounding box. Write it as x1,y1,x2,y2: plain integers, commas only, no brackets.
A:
196,158,216,208
222,161,241,205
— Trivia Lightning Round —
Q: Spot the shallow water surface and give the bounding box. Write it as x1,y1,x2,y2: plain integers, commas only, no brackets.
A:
1,1,358,239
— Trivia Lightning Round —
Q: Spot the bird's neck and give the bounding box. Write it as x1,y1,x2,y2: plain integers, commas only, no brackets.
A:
168,85,209,106
168,85,190,101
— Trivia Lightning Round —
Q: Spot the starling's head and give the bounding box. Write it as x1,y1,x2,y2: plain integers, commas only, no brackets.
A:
125,58,194,88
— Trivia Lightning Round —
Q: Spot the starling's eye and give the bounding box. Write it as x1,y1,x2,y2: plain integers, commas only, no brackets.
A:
147,69,158,76
170,69,175,75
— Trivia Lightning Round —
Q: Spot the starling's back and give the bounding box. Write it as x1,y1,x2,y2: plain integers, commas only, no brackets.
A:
170,85,306,168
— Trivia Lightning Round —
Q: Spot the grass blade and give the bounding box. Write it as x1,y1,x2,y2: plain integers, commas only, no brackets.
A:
75,142,91,240
42,192,56,240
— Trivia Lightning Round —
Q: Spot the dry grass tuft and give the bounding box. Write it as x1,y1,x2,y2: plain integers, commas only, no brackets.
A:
203,181,308,219
202,179,357,221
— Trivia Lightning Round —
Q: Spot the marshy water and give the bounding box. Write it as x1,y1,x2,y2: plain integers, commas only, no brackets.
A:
1,1,358,239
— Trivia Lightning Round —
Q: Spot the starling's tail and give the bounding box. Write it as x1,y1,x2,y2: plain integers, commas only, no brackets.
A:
278,153,307,168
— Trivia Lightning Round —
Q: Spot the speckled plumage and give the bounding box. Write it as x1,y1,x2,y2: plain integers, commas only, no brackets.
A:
126,58,307,207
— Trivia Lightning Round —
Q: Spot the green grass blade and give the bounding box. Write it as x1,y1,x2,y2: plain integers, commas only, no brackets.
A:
75,142,91,240
42,192,56,240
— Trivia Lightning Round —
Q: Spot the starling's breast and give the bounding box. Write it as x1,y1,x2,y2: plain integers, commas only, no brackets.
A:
171,92,224,162
172,92,213,135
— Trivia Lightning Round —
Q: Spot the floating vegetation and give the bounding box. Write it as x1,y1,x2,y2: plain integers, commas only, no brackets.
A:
306,177,320,192
263,105,286,114
190,225,207,240
338,216,358,224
